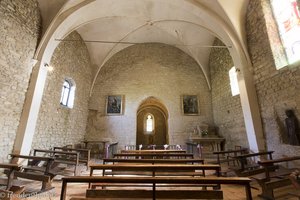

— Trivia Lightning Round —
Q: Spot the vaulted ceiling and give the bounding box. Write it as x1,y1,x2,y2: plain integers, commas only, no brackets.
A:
36,0,250,91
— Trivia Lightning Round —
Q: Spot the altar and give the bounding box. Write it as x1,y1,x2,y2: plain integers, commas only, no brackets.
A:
83,139,111,158
187,136,225,157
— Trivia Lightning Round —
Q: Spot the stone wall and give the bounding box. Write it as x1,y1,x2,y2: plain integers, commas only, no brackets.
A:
209,39,249,149
87,43,213,149
0,0,41,162
32,32,92,149
247,0,300,156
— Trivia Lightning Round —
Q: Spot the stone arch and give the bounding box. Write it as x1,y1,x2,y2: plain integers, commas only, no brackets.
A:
136,97,169,147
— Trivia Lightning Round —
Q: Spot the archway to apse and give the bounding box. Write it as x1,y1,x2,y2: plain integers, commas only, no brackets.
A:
136,97,168,148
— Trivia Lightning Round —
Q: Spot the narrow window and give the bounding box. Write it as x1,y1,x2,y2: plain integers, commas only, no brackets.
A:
271,0,300,64
146,115,153,132
229,67,240,96
145,114,154,133
60,79,75,108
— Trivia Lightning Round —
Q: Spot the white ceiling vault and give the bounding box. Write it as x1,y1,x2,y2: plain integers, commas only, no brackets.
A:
36,0,250,93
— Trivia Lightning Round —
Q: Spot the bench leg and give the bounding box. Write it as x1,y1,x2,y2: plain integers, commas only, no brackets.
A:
41,181,53,191
258,184,274,200
152,183,156,200
245,183,253,200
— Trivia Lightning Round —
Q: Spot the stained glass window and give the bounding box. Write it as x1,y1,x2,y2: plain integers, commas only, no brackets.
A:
271,0,300,64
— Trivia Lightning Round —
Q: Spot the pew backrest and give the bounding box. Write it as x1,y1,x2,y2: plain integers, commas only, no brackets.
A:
90,164,221,177
103,158,204,165
120,149,186,153
33,149,80,175
53,146,91,167
233,151,274,172
257,156,300,180
113,152,193,159
8,154,55,191
60,176,252,200
213,148,248,165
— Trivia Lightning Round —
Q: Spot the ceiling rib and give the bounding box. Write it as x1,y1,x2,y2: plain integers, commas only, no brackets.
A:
54,38,231,48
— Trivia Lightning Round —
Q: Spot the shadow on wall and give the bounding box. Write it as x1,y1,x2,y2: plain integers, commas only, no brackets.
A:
276,108,300,146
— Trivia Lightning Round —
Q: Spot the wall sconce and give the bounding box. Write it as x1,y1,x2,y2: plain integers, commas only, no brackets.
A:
44,63,54,72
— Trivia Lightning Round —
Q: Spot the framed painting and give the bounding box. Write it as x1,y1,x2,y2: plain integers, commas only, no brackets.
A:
182,95,199,115
106,95,124,115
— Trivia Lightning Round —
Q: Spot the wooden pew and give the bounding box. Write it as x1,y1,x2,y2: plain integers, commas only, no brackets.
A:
212,148,248,176
9,154,55,192
53,146,91,169
232,151,274,176
124,144,183,150
103,158,204,165
213,148,248,165
0,163,22,190
33,149,80,175
113,152,194,159
0,163,26,200
89,164,221,181
60,176,253,200
121,149,186,153
251,156,300,200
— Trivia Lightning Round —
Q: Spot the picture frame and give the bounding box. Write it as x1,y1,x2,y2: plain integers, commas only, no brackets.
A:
182,95,199,115
106,95,124,115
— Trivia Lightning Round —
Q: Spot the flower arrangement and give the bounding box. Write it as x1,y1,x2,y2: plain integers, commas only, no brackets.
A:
201,130,208,136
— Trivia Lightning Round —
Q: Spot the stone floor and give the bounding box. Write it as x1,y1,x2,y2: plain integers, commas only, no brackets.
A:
1,158,298,200
24,179,297,200
22,167,298,200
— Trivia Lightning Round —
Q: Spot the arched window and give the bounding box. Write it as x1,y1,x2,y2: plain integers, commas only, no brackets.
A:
60,79,75,108
271,0,300,64
145,114,154,133
229,67,240,96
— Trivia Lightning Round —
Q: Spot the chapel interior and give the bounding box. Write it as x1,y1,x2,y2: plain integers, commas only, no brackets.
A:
0,0,300,199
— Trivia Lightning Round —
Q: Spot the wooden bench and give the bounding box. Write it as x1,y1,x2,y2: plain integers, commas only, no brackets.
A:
124,144,183,150
9,154,55,192
213,148,248,165
212,148,248,176
0,163,26,200
53,146,91,169
121,149,186,153
33,149,80,175
0,163,22,190
232,151,274,177
113,152,194,159
90,164,221,181
251,156,300,200
103,158,204,165
60,176,252,200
